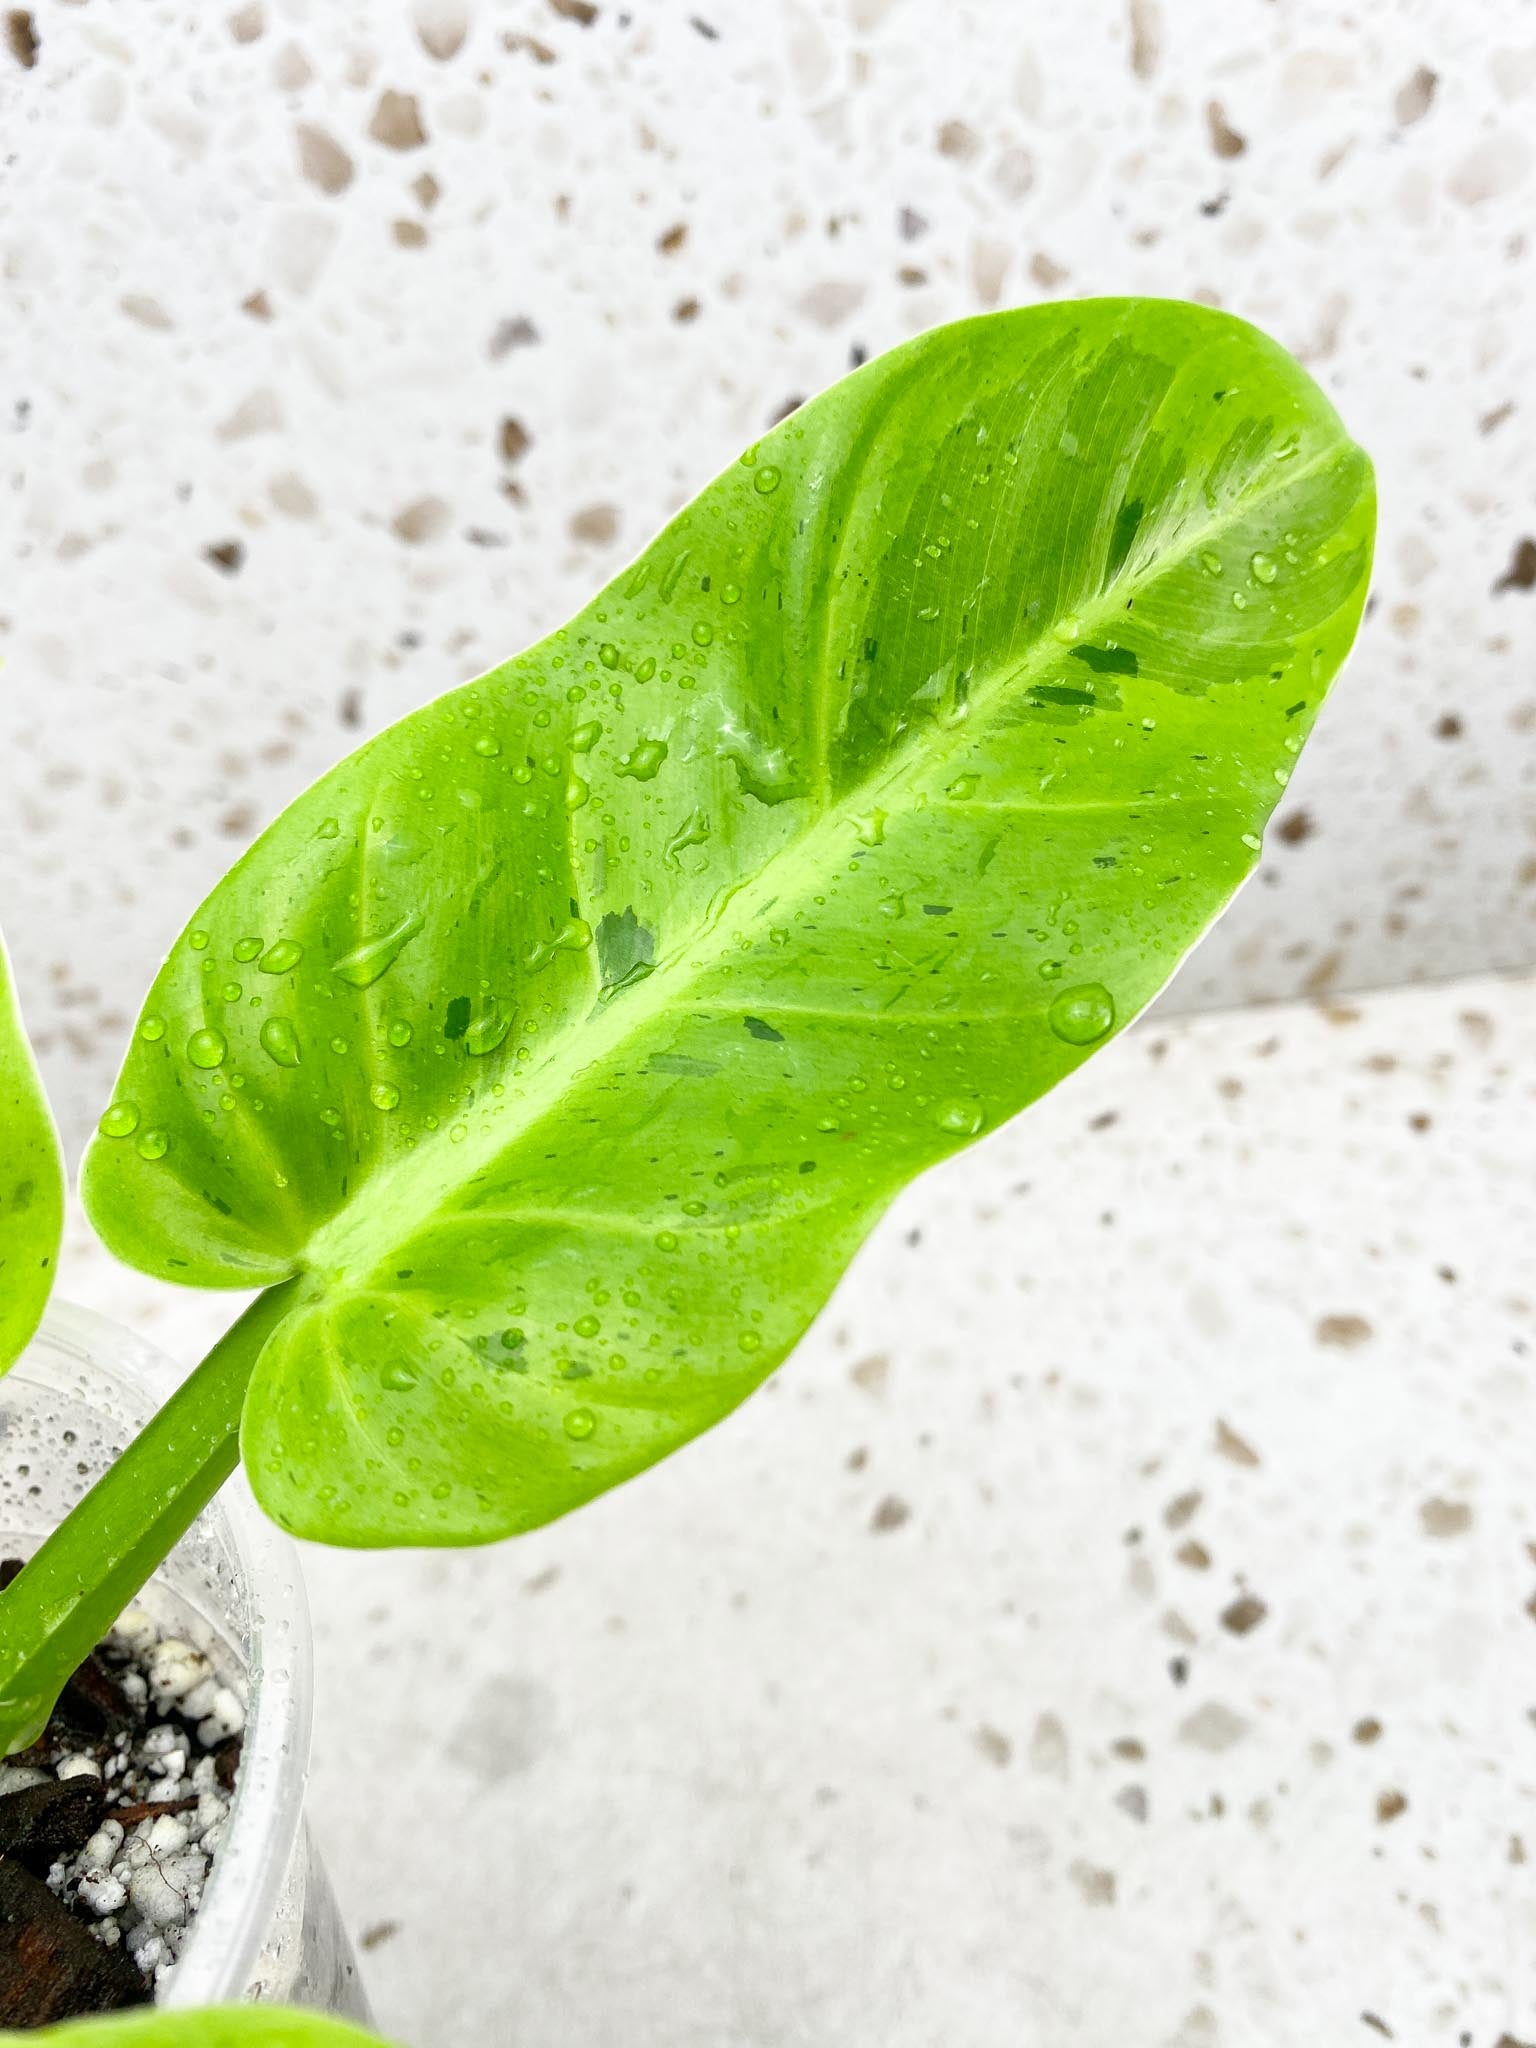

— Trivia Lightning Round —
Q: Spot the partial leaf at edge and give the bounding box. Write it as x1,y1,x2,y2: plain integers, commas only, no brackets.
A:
1,2010,393,2048
0,929,63,1372
81,300,1375,1545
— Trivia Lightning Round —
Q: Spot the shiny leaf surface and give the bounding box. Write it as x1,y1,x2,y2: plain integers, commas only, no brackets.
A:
82,302,1374,1544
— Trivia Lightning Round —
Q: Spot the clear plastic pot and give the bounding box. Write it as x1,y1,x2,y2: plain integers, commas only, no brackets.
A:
0,1302,370,2019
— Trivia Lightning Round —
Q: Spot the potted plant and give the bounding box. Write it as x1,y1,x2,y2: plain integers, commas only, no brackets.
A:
0,298,1374,2032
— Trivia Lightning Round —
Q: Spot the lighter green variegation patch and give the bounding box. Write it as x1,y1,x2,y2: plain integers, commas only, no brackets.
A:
80,300,1374,1547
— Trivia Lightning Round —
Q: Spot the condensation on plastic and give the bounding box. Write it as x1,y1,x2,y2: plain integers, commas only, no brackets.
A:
0,1303,371,2020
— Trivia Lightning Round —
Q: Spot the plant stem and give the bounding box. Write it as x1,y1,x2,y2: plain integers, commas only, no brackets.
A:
0,1282,297,1755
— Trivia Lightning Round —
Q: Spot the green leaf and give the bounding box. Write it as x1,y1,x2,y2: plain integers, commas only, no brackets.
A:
81,300,1374,1546
0,928,63,1372
1,2010,393,2048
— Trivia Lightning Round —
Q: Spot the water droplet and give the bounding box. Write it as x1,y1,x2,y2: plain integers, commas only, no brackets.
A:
599,642,621,669
616,738,668,782
135,1128,170,1161
333,911,425,988
753,465,781,495
691,621,714,646
139,1016,167,1043
571,720,602,753
99,1101,141,1139
563,1406,597,1440
853,809,887,847
187,1028,227,1070
655,1230,679,1252
316,816,341,840
935,1101,983,1136
259,939,303,975
1241,831,1262,852
371,1081,402,1111
721,582,741,605
564,775,590,809
381,1360,419,1391
233,936,263,963
665,809,710,864
946,773,979,801
465,1004,513,1057
387,1018,413,1047
1199,550,1222,576
1052,614,1083,643
473,733,502,757
259,1017,302,1068
1250,551,1278,585
1230,590,1248,610
221,981,243,1004
189,930,210,952
573,1313,601,1338
1047,983,1116,1046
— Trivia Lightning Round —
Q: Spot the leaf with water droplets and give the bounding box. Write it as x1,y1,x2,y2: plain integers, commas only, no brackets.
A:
0,929,63,1373
82,300,1373,1544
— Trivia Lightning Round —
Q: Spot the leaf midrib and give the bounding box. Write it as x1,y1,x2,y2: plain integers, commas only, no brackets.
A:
306,435,1352,1290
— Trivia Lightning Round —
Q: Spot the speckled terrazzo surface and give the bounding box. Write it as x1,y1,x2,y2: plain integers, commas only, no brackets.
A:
6,1,1536,2042
3,0,1535,1146
62,968,1536,2046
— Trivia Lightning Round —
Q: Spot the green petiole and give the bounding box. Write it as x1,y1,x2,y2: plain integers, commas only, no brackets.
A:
0,1283,297,1756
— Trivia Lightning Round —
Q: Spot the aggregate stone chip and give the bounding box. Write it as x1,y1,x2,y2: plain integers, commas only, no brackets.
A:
0,1563,245,2025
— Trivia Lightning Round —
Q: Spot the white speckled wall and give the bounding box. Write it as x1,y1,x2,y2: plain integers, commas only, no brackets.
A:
3,0,1534,1147
5,5,1536,2045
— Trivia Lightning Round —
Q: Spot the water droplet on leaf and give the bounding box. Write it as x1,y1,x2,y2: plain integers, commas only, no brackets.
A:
753,465,781,495
616,739,668,782
259,939,304,975
465,1004,512,1057
371,1081,402,1111
1047,983,1116,1046
333,911,425,988
259,1017,302,1068
99,1101,140,1139
1249,551,1278,584
187,1028,227,1070
135,1129,170,1161
564,1406,597,1440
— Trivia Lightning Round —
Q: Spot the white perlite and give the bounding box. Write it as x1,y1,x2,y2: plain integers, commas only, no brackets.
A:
44,1609,246,1993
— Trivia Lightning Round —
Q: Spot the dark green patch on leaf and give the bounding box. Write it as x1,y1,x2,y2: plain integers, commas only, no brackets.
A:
1070,643,1140,677
444,996,471,1041
743,1015,785,1044
596,907,657,992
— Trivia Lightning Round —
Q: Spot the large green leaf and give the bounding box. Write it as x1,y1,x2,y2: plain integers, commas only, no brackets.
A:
2,2011,391,2048
82,301,1374,1546
0,928,63,1371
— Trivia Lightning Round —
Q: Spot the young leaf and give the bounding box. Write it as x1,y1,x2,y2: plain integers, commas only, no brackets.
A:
82,301,1374,1546
1,2011,393,2048
0,929,63,1372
